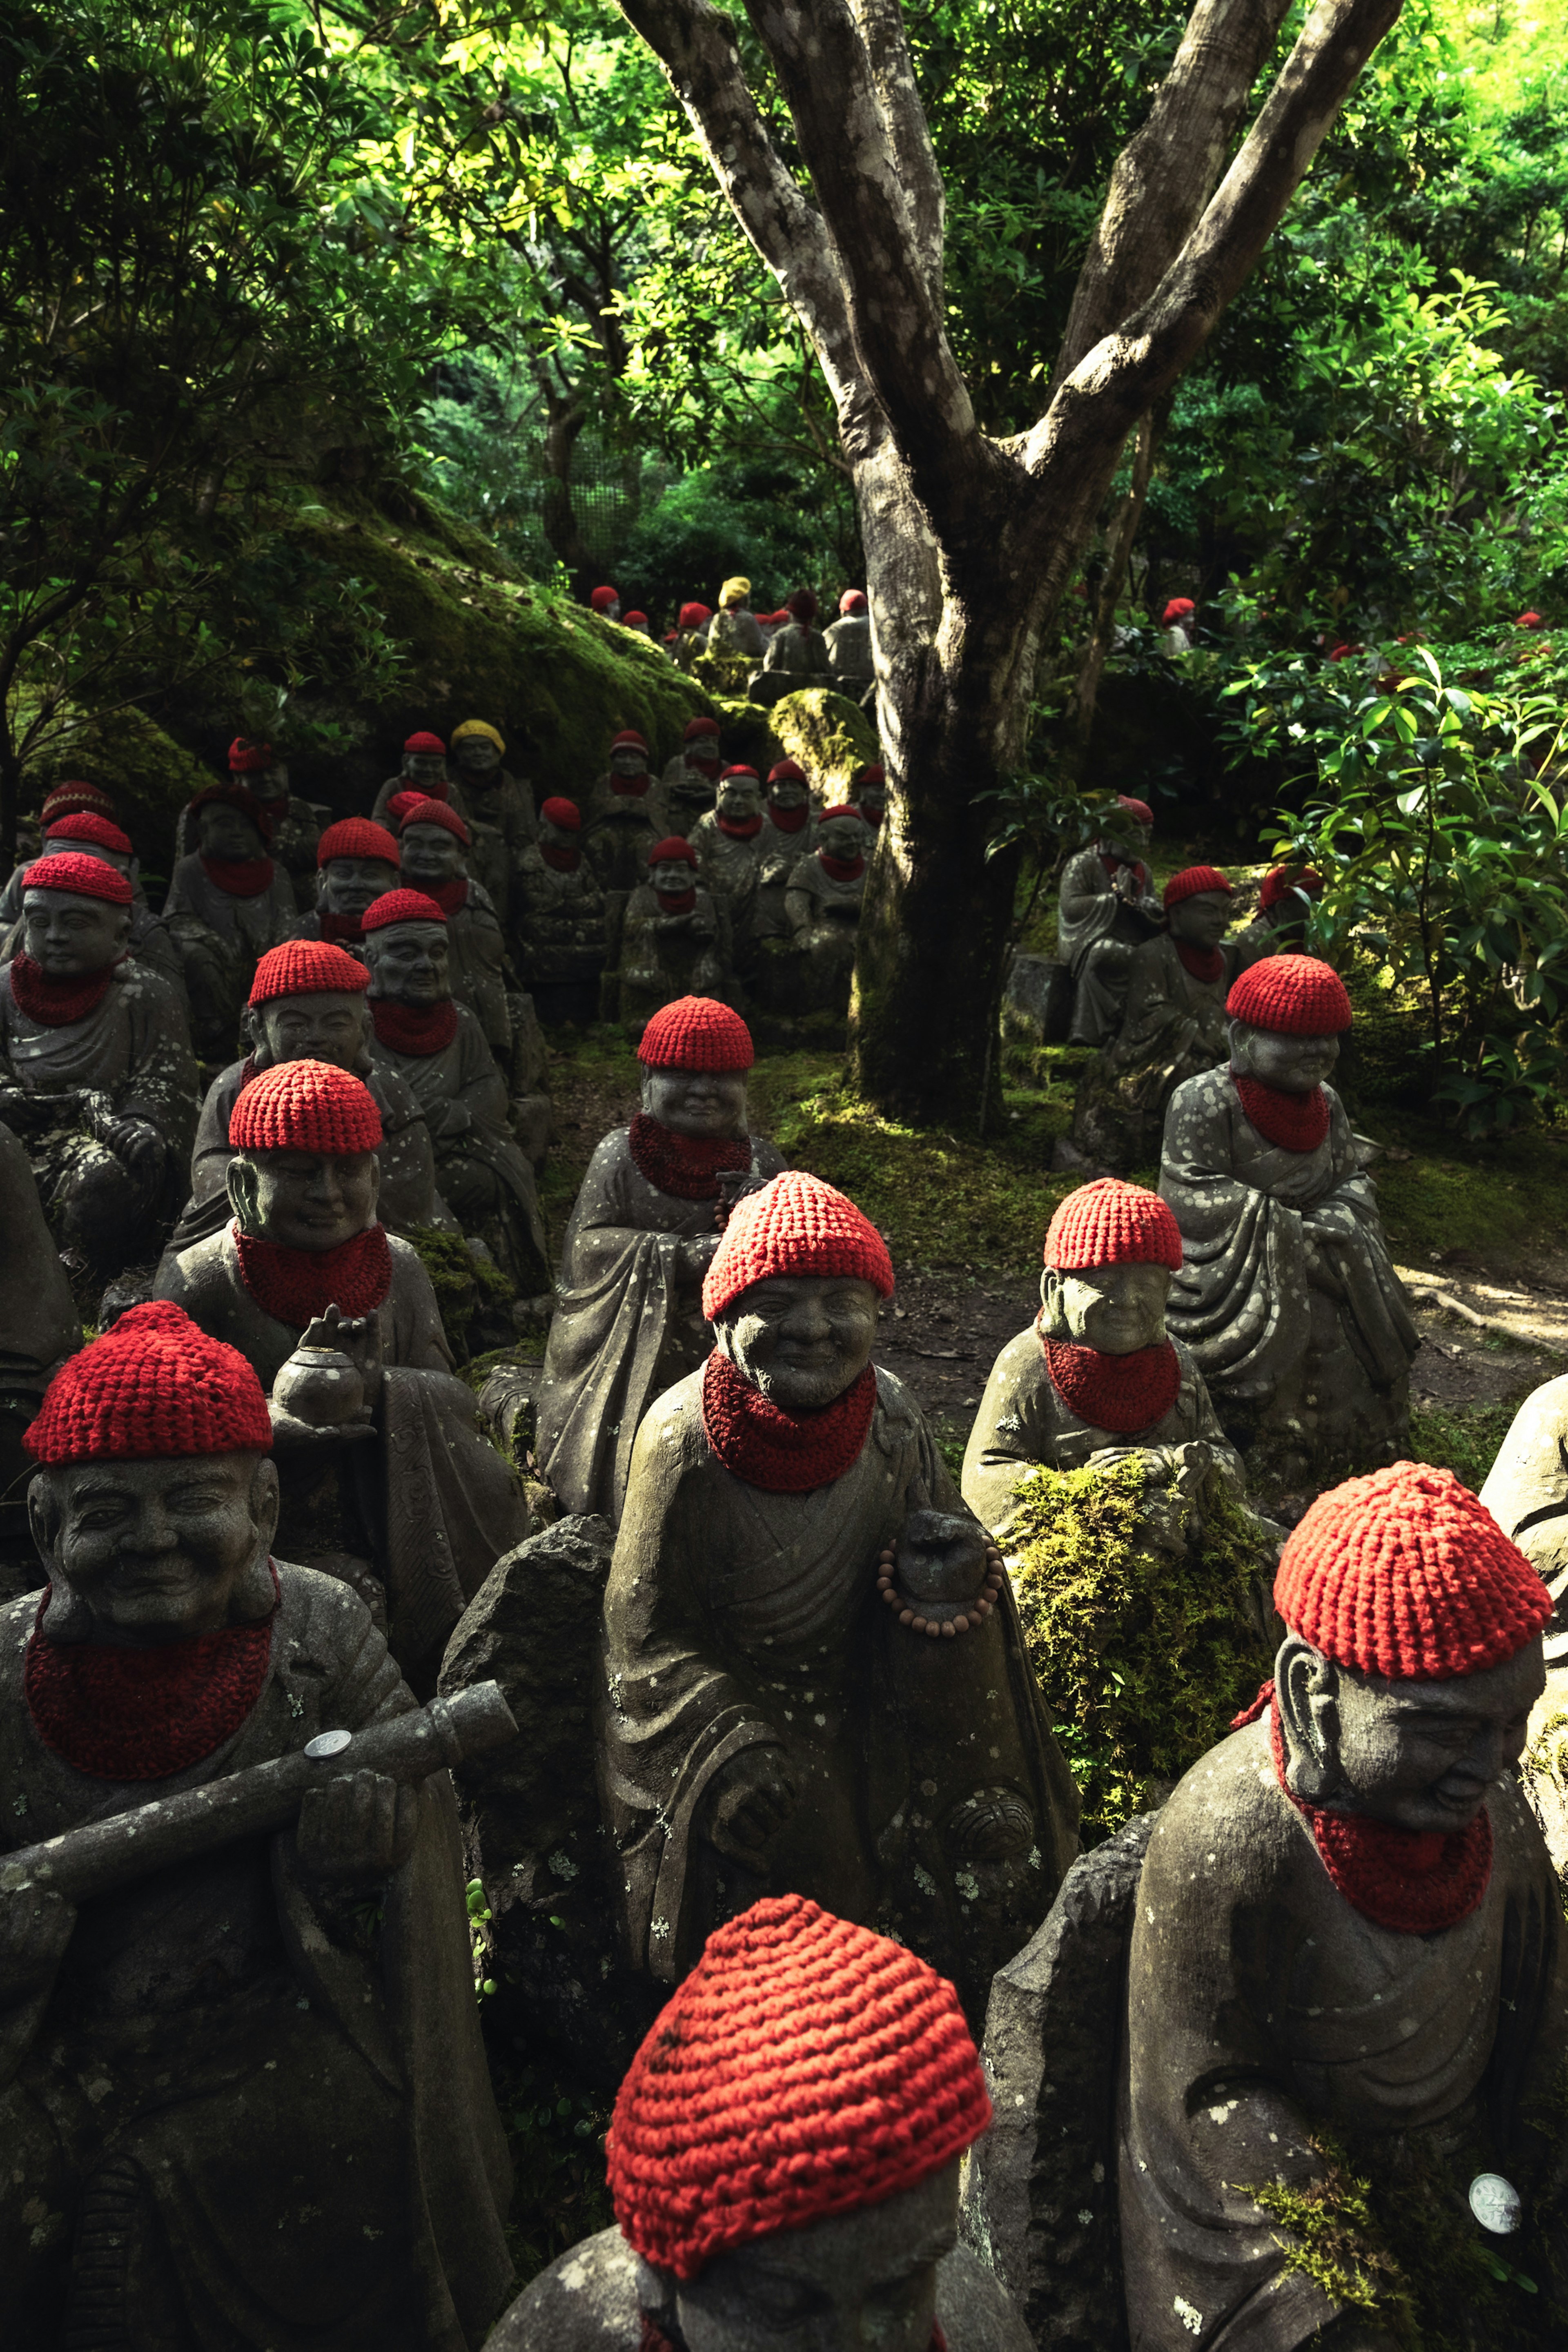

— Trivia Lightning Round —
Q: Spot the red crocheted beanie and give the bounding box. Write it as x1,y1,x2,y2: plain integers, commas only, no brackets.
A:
1276,1461,1552,1679
624,610,648,627
1163,597,1196,624
1116,794,1153,825
704,1170,894,1321
650,836,698,868
607,1894,991,2283
540,797,581,832
361,889,448,933
590,586,620,613
840,589,869,615
1227,953,1352,1035
639,995,754,1073
24,1300,272,1463
227,737,273,772
722,764,760,783
397,796,469,846
854,764,886,788
229,1058,383,1155
249,939,370,1006
41,782,116,824
1259,864,1324,913
786,587,819,622
612,729,648,753
1164,864,1232,908
1044,1178,1184,1272
768,760,807,786
43,811,132,855
678,603,712,630
317,818,399,870
684,717,721,742
403,731,445,756
22,852,132,906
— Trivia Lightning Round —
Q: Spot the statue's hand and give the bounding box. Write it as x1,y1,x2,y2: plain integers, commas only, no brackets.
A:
296,1769,419,1889
105,1115,163,1172
298,1303,383,1410
0,1885,75,2007
894,1508,989,1613
268,1408,376,1453
0,1086,59,1136
706,1749,798,1865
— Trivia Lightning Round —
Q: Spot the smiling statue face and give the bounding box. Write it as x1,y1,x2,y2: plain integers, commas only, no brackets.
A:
198,804,265,863
229,1145,379,1253
403,752,447,790
455,737,500,777
820,815,869,863
1040,1260,1171,1355
769,777,808,813
641,1065,748,1139
857,783,886,821
652,859,695,895
320,856,399,916
1229,1018,1341,1094
29,1451,279,1647
364,922,450,1007
658,2156,959,2352
254,989,368,1072
717,776,762,824
611,745,647,778
399,824,464,886
22,889,131,977
716,1273,881,1411
1167,890,1232,951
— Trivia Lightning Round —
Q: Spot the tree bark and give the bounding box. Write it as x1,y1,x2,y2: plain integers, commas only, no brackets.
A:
1061,411,1161,789
534,376,593,579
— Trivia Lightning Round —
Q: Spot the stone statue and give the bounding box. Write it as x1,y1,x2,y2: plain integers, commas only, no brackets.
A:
0,809,181,995
850,760,887,831
514,798,608,1026
0,1124,80,1579
706,576,767,663
0,855,199,1281
536,998,784,1523
294,815,402,951
393,797,513,1060
616,837,731,1027
0,1299,515,2348
492,1894,1031,2352
156,1060,528,1691
361,889,550,1296
754,760,818,941
1478,1376,1568,1879
620,608,662,655
824,587,875,688
1054,795,1164,1048
1234,862,1324,969
583,729,659,898
669,601,713,671
589,584,621,621
372,730,473,832
1119,1464,1565,2352
171,938,447,1252
1160,955,1418,1479
597,1167,1080,2020
225,737,324,911
760,588,831,681
689,764,766,939
162,786,300,1062
1159,592,1196,655
654,715,723,836
755,805,872,1016
450,719,538,927
1069,864,1236,1172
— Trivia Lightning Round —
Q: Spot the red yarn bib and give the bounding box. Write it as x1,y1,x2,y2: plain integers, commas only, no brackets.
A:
1175,940,1225,984
655,886,697,914
1233,1071,1331,1152
9,953,116,1027
200,855,276,898
717,813,763,840
701,1349,877,1493
419,875,469,916
234,1221,393,1327
612,773,651,798
769,803,809,833
1040,1327,1182,1434
628,1112,751,1201
318,910,365,945
540,843,581,873
819,850,864,883
1269,1704,1492,1933
371,997,459,1056
25,1568,278,1780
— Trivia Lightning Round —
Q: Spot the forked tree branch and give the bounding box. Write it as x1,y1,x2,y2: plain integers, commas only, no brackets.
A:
845,0,946,309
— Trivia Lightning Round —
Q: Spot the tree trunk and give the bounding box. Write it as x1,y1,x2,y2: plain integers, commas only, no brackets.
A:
535,383,592,578
1060,410,1160,788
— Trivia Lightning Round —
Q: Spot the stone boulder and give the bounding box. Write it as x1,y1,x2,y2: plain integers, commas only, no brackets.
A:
1003,953,1072,1045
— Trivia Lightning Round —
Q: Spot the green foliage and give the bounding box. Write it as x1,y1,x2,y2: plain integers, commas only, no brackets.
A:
490,2047,614,2284
1408,1399,1519,1491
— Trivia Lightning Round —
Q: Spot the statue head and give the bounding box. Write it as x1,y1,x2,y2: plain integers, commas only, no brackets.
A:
637,994,753,1138
25,1301,279,1646
610,728,650,780
226,1058,382,1254
1258,863,1323,941
314,817,400,917
1163,864,1234,951
851,762,886,824
246,939,371,1074
683,717,724,773
819,808,872,865
785,586,818,626
400,730,448,789
705,1170,893,1409
40,781,118,833
40,809,134,878
609,1895,992,2352
228,735,289,801
1100,791,1153,864
716,767,762,825
649,837,699,903
20,855,133,976
360,892,452,1007
538,796,583,863
767,759,810,813
718,575,751,612
397,797,469,889
196,790,268,865
1272,1463,1551,1833
840,588,869,617
590,585,622,620
623,609,650,637
1226,953,1353,1094
1039,1177,1184,1356
450,718,504,779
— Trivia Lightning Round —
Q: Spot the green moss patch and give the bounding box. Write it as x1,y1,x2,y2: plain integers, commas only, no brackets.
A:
1408,1398,1521,1490
767,686,878,799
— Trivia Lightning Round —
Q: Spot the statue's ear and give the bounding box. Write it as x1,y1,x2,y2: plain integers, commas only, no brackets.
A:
1227,1016,1252,1068
227,1154,260,1233
1276,1637,1341,1803
26,1470,62,1579
1039,1267,1069,1336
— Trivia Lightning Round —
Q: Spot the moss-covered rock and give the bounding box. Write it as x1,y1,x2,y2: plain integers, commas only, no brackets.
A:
27,708,214,876
768,686,878,802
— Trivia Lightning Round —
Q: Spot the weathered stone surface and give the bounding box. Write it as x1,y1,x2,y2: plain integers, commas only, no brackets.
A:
961,1811,1156,2352
1002,953,1072,1045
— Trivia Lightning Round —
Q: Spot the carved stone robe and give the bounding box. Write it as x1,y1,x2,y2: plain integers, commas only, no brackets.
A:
1071,933,1233,1171
162,855,299,1058
1055,849,1163,1048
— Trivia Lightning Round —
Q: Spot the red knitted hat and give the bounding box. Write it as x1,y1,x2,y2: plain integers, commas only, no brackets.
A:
704,1171,893,1321
684,717,721,742
768,760,807,786
229,1058,383,1154
639,995,754,1072
1259,865,1324,913
403,731,445,757
24,1300,273,1464
612,729,649,753
590,586,620,613
786,588,818,622
1115,794,1153,825
722,764,760,784
43,811,132,855
839,589,869,615
317,818,399,870
607,1894,991,2282
1044,1178,1183,1272
1163,597,1196,624
650,836,698,868
397,796,469,846
227,737,274,773
854,764,886,788
678,603,712,630
624,610,648,626
361,889,448,932
540,797,581,832
249,939,370,1006
1164,864,1232,907
40,782,116,824
820,805,865,824
190,782,274,842
22,852,132,906
1227,953,1352,1035
1275,1462,1552,1680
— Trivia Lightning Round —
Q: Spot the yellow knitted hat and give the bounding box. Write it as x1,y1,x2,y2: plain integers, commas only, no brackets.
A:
719,577,751,606
452,718,506,753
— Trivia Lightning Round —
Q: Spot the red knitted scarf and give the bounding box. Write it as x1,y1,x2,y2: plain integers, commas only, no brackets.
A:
1233,1070,1331,1153
611,773,651,798
769,802,810,833
1175,940,1225,983
25,1567,279,1780
234,1221,393,1326
628,1111,751,1200
371,997,459,1056
200,854,276,898
540,842,581,873
687,753,723,779
395,778,449,806
1267,1702,1492,1934
9,953,116,1027
718,812,764,840
655,886,697,914
858,804,883,828
1040,1323,1182,1434
419,875,469,916
819,850,865,883
702,1349,878,1493
319,909,366,944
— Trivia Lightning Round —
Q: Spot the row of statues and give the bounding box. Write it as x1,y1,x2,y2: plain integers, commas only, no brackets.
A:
585,577,876,701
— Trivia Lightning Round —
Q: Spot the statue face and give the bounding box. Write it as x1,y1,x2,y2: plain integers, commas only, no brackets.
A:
321,856,398,915
717,777,762,822
662,2155,958,2352
1278,1635,1546,1834
652,859,695,894
399,824,464,885
29,1451,279,1646
540,819,579,852
198,803,265,862
1267,892,1312,939
769,777,808,812
717,1272,881,1410
366,921,451,1006
454,737,500,776
22,888,131,976
1229,1018,1341,1094
42,835,132,876
1102,822,1152,862
255,989,368,1072
1167,889,1232,950
611,745,647,777
403,753,447,788
1040,1260,1172,1354
641,1065,748,1138
858,784,886,819
229,1145,380,1252
820,815,869,862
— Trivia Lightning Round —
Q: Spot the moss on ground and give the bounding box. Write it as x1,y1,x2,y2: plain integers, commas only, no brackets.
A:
1408,1397,1522,1490
767,686,878,800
